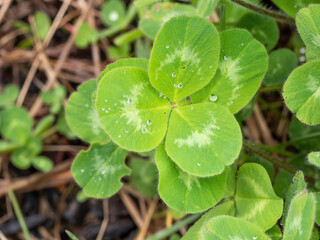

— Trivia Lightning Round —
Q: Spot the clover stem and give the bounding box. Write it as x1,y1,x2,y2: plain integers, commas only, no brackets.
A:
220,4,226,31
230,0,295,24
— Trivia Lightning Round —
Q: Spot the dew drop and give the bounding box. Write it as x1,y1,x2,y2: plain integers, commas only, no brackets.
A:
209,65,212,69
142,123,146,128
166,45,169,49
109,11,119,21
178,83,183,88
101,170,106,174
142,128,147,134
299,47,306,54
105,110,109,113
98,177,102,181
197,163,201,166
191,70,194,72
85,104,89,107
127,98,133,104
253,237,257,240
147,120,152,125
108,108,111,110
241,43,244,46
174,83,177,88
114,103,117,106
299,56,306,62
125,130,128,133
105,99,108,102
122,94,126,98
191,107,194,110
230,100,234,104
172,72,176,77
118,135,121,138
209,94,218,102
224,56,228,60
316,153,320,157
81,169,85,173
241,54,244,57
115,121,118,123
182,201,184,203
102,107,105,111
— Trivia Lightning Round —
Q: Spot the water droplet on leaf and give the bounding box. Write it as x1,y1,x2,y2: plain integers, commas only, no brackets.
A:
178,83,183,88
209,94,218,102
172,72,176,77
147,120,152,125
142,128,147,134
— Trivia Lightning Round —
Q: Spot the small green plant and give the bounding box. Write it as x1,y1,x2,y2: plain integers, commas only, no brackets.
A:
64,1,320,238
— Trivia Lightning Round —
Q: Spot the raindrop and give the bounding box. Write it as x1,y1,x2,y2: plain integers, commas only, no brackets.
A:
224,56,228,60
102,107,105,111
142,128,147,134
241,54,244,57
118,135,121,138
209,94,218,102
253,237,257,240
101,170,106,174
316,153,320,157
299,47,306,54
108,108,111,110
241,43,244,46
105,110,109,113
209,66,212,68
115,121,118,123
125,130,128,133
147,120,152,125
299,56,306,62
123,94,126,98
105,99,108,102
197,163,201,166
230,100,234,104
182,201,184,203
99,177,102,181
85,104,89,107
174,84,177,88
81,169,85,173
127,99,133,104
172,72,176,77
114,103,117,106
166,45,169,49
191,107,194,110
109,11,119,21
142,123,146,128
178,83,183,88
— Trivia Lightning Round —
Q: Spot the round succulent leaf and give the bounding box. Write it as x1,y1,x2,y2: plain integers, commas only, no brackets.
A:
296,4,320,58
34,11,51,40
33,115,55,137
235,163,283,231
66,79,109,144
181,201,235,240
97,58,149,83
74,23,99,49
149,16,220,103
0,107,32,145
308,151,320,167
271,0,319,17
25,136,42,156
165,102,242,177
282,61,320,125
71,142,130,199
283,191,316,240
32,156,53,172
139,3,196,39
0,141,20,153
156,143,227,213
264,48,298,86
101,0,125,27
0,84,19,108
12,148,32,169
191,28,268,114
207,215,271,240
96,67,171,152
237,13,279,51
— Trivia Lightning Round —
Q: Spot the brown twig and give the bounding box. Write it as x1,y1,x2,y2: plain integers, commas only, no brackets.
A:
136,198,158,240
0,0,13,24
96,199,109,240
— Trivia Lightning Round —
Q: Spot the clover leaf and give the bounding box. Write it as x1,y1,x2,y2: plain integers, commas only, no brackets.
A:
0,84,19,108
66,79,109,143
191,28,268,114
101,0,126,27
308,151,320,167
71,142,130,198
207,216,271,240
282,190,316,240
235,163,283,231
271,0,318,17
96,16,242,176
156,143,226,213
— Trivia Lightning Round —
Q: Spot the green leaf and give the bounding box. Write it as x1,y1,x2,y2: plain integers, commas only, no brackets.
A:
97,58,148,83
165,103,242,177
314,192,320,225
311,228,320,240
32,156,53,172
237,13,279,51
273,169,293,199
191,28,268,114
74,23,99,49
265,225,282,240
24,136,42,156
71,142,130,198
264,48,298,86
129,157,158,197
33,115,55,136
34,11,51,40
0,141,20,153
0,84,19,108
101,0,125,27
139,3,196,39
156,143,226,213
0,107,32,144
308,151,320,167
41,85,66,114
282,171,307,225
12,148,33,169
207,215,271,240
107,43,130,60
96,67,171,152
296,4,320,58
66,79,109,144
282,61,320,125
283,190,316,240
223,162,238,198
196,0,219,17
149,16,220,103
235,163,283,231
182,201,235,240
271,0,319,17
65,230,79,240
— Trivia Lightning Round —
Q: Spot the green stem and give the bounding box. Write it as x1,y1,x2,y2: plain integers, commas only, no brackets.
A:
99,5,137,39
39,125,57,140
255,143,295,157
243,139,297,174
114,29,143,46
145,213,202,240
279,132,320,147
259,84,283,93
8,190,32,240
220,4,226,31
230,0,295,24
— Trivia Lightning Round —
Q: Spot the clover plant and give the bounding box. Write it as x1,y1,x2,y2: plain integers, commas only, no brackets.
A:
65,2,320,239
